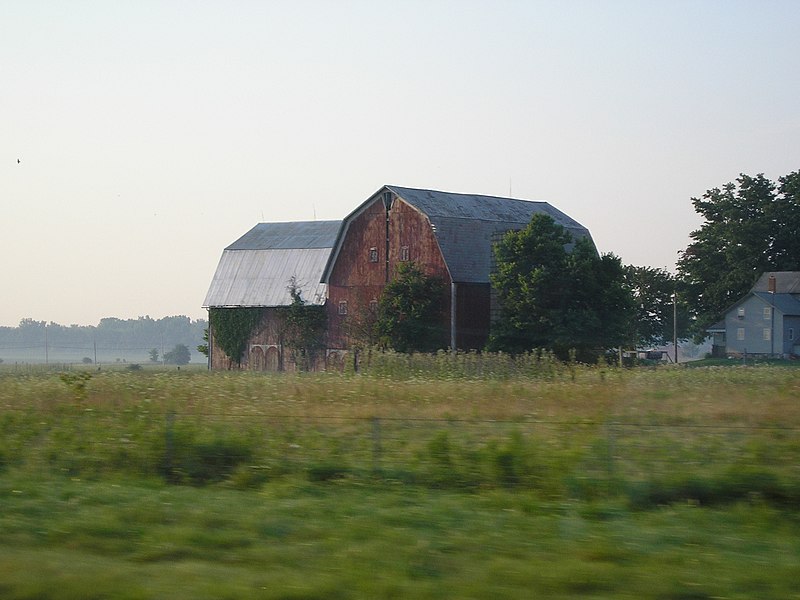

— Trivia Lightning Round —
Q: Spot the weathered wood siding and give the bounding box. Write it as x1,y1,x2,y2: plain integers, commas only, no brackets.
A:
210,308,314,372
327,197,452,349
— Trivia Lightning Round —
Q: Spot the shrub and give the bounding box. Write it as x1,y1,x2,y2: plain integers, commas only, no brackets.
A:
161,424,255,486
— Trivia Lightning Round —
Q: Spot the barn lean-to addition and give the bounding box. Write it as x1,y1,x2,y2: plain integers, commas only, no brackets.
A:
203,220,340,370
203,185,593,370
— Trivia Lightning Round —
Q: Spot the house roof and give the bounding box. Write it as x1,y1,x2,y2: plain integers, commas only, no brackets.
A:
752,271,800,294
203,221,340,308
752,292,800,316
322,185,592,284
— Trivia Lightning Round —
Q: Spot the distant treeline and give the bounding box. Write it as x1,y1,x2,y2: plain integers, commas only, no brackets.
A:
0,315,208,364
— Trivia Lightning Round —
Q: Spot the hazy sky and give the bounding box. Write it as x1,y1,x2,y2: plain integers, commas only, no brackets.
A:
3,1,799,327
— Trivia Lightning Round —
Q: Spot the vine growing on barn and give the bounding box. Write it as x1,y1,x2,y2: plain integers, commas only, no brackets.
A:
210,307,264,366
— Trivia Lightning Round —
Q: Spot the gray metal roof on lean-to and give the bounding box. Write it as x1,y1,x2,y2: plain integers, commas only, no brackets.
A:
204,221,340,308
387,186,592,284
225,220,341,251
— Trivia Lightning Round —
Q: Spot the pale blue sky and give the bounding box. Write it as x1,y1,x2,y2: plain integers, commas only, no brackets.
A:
2,1,799,326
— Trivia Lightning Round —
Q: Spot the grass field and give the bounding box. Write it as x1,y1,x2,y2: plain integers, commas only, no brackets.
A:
1,363,799,598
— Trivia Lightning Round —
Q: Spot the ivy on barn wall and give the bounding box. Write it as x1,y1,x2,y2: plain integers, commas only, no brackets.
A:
210,307,264,365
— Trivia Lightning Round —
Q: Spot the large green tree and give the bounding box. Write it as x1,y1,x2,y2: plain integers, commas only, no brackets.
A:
677,171,800,335
376,262,446,353
488,214,635,362
624,266,691,347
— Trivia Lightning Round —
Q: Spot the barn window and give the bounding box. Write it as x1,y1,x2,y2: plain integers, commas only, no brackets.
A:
737,328,745,341
764,307,771,320
369,299,378,311
400,245,410,261
338,300,348,315
763,328,771,341
368,247,378,262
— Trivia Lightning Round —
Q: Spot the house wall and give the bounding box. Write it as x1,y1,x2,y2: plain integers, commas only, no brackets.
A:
783,315,800,355
725,296,777,356
327,197,452,349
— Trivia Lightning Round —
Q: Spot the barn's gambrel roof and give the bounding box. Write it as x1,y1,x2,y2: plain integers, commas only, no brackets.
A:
204,221,340,308
322,185,592,284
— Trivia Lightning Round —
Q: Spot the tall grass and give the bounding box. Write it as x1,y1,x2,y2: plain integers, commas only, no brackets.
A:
1,365,798,507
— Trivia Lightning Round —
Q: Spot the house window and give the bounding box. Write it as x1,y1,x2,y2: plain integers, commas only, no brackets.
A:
368,247,378,263
764,307,772,320
763,328,771,341
737,307,745,319
737,328,745,341
338,300,348,315
400,245,410,261
789,328,794,341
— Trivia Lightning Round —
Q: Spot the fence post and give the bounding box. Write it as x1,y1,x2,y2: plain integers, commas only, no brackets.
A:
372,417,382,476
606,420,616,497
165,411,176,483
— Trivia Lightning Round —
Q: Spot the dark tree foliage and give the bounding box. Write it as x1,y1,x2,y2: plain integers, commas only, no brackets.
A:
197,328,209,358
488,214,635,362
210,307,263,366
281,283,327,371
677,171,800,336
376,262,446,353
624,266,691,346
163,343,191,365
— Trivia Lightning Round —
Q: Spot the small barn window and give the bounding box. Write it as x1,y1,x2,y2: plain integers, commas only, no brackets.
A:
764,307,772,320
737,307,745,319
737,328,745,341
368,247,378,263
338,300,348,315
369,299,379,312
763,328,771,341
400,245,410,261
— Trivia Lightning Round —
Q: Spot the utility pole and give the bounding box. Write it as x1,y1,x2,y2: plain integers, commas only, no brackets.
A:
673,293,678,364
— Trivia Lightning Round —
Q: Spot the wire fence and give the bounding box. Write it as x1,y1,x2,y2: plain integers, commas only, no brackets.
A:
5,407,797,507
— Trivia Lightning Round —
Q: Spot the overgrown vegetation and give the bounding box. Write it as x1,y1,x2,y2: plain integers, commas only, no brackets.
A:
280,281,327,371
209,307,263,366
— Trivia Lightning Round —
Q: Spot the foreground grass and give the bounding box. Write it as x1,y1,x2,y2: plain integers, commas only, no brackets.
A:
1,365,799,597
1,474,799,600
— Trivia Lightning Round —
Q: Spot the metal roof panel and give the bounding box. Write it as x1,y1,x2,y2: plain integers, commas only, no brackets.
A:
203,248,332,307
226,220,341,251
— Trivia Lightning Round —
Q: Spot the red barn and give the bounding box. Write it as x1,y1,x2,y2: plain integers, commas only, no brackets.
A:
322,185,592,352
